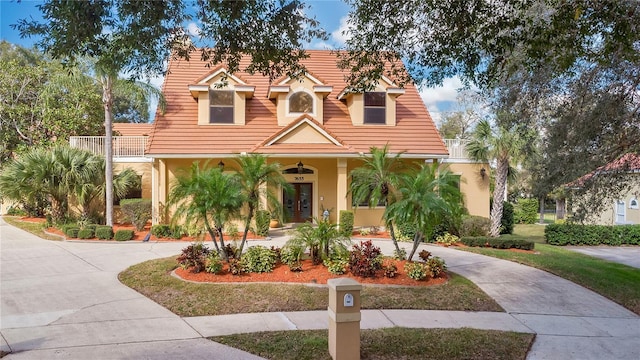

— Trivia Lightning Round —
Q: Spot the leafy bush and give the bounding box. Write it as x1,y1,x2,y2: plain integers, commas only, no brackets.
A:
436,232,459,246
242,245,278,273
228,258,243,275
222,243,240,259
6,206,27,216
393,247,407,260
404,262,428,281
177,243,211,273
418,250,432,261
114,229,134,241
255,210,270,237
151,224,171,238
205,252,224,274
95,226,114,240
383,261,398,278
396,222,417,241
65,226,80,238
339,210,354,238
169,225,184,239
460,216,491,237
119,199,151,231
348,240,382,278
324,258,349,275
425,256,447,278
501,201,515,234
77,228,94,239
226,223,240,241
514,198,538,224
545,224,640,246
359,227,371,236
460,237,535,250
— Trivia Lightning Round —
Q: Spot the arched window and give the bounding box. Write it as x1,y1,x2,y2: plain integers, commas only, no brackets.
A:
289,91,314,113
630,198,639,209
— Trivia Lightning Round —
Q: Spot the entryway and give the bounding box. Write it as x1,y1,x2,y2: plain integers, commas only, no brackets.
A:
283,183,312,222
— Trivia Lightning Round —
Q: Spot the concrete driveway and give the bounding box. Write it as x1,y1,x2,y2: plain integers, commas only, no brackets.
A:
566,246,640,269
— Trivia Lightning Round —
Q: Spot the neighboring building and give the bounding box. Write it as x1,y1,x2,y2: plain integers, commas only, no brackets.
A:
567,153,640,225
70,50,490,227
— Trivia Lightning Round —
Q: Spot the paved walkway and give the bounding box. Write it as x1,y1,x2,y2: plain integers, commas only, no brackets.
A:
1,218,639,359
566,246,640,269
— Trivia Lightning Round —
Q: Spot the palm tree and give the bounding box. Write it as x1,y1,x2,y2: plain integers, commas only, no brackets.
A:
233,154,291,255
349,144,405,257
167,161,244,259
466,119,526,237
385,163,463,260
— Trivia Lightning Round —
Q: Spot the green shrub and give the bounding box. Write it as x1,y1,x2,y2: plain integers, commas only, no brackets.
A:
205,252,224,274
114,229,134,241
404,262,428,280
6,206,27,216
151,224,171,238
501,202,515,234
383,261,398,278
348,240,382,277
545,224,640,246
324,258,349,274
460,216,490,237
65,227,80,238
460,236,535,250
435,232,459,246
255,210,270,237
339,210,354,238
95,226,114,240
177,242,211,273
514,198,538,224
396,222,417,242
280,244,304,267
425,256,447,278
242,245,278,273
393,247,407,260
119,199,151,231
77,228,94,239
169,225,184,239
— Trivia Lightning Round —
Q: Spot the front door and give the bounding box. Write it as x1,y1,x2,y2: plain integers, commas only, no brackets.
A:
283,183,312,223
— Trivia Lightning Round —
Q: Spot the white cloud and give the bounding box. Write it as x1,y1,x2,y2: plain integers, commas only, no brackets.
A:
331,16,352,46
309,41,334,50
419,76,464,105
186,22,200,37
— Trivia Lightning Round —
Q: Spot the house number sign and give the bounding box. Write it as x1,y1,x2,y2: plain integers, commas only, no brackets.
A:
294,176,305,181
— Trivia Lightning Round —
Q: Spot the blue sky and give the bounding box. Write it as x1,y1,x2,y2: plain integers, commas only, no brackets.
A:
0,0,462,123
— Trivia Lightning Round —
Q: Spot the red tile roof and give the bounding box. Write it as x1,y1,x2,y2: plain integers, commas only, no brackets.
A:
568,153,640,187
147,50,447,157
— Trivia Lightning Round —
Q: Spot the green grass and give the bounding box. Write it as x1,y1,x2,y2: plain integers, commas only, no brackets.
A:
119,257,503,316
2,216,63,241
460,243,640,315
212,328,535,360
509,223,547,243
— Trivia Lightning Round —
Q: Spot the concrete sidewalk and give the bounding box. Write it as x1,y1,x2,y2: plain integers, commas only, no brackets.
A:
566,245,640,269
2,217,639,359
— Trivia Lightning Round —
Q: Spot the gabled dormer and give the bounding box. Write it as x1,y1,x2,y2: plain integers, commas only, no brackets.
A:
188,66,255,126
268,72,332,126
337,76,405,126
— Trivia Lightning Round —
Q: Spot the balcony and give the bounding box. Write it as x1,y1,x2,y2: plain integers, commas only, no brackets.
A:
69,136,148,160
443,139,469,160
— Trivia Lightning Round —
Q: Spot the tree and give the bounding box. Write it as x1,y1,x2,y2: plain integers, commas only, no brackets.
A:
349,145,405,257
386,163,463,260
167,161,244,260
233,153,290,255
466,119,528,237
16,0,326,226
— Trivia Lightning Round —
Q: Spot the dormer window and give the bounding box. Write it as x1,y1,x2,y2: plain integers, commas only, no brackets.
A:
364,92,386,124
289,91,314,114
209,90,234,123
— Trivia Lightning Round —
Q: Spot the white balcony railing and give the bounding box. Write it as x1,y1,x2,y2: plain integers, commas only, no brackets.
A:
443,139,469,159
69,136,148,158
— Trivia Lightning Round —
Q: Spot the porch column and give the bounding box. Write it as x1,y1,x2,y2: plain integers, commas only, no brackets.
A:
151,158,159,224
336,158,348,224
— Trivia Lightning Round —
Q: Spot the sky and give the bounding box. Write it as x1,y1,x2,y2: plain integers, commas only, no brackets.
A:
0,0,464,124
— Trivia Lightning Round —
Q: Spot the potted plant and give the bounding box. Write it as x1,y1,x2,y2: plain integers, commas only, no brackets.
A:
269,208,282,228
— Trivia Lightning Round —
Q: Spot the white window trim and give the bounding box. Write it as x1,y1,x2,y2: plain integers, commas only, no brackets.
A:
285,88,316,117
630,198,639,209
615,200,626,224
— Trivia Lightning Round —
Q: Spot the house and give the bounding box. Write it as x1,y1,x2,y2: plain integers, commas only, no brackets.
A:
566,153,640,225
71,50,489,227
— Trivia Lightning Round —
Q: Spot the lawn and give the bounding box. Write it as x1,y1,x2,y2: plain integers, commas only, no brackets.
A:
461,242,640,315
119,257,503,316
2,216,62,241
213,328,535,360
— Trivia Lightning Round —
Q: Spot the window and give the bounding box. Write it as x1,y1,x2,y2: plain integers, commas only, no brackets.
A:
364,92,386,124
209,90,234,123
616,200,625,224
289,92,314,113
630,198,639,209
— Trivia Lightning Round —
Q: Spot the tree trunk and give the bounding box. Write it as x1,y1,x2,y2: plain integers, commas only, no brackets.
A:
490,159,509,237
239,202,255,257
556,199,565,220
387,220,404,258
539,197,545,224
102,75,114,226
407,231,423,261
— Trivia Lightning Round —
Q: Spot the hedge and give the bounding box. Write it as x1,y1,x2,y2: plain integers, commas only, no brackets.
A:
96,226,114,240
461,236,535,250
339,210,354,238
255,210,270,237
114,229,135,241
120,198,151,231
514,198,538,224
77,228,95,239
65,226,80,238
545,224,640,246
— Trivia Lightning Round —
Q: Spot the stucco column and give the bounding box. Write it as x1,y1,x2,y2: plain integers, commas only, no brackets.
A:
157,159,167,224
151,158,159,225
336,158,348,223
